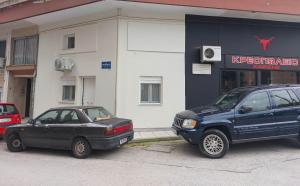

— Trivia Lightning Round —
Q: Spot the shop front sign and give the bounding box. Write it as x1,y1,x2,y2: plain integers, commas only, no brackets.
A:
226,55,300,71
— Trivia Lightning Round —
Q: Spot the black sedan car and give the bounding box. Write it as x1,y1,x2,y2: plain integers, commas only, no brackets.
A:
4,106,134,158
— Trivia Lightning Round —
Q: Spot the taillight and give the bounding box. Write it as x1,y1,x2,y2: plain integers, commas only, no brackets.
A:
11,114,21,124
105,123,133,136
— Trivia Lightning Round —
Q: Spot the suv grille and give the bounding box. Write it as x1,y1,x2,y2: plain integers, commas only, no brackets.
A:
173,117,184,128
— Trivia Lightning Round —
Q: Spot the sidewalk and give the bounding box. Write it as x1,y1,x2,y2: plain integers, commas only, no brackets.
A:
21,118,179,142
133,128,180,142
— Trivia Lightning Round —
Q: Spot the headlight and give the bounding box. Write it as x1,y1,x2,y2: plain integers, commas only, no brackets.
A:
182,119,197,129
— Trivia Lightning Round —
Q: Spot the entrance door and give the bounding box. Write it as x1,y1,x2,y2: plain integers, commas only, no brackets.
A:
82,77,95,106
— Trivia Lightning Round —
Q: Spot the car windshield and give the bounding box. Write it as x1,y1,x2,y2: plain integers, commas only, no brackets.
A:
214,90,246,109
0,104,18,116
83,107,113,121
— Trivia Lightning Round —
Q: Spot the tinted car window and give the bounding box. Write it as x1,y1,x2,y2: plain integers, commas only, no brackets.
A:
59,110,80,124
271,90,294,108
241,92,270,113
35,110,59,124
287,90,300,105
0,104,18,115
215,91,245,109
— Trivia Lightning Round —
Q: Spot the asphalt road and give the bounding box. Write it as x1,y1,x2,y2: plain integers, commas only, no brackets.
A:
1,138,300,186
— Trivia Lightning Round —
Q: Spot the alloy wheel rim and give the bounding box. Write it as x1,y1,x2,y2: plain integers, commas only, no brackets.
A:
75,141,86,154
203,134,224,155
12,139,21,148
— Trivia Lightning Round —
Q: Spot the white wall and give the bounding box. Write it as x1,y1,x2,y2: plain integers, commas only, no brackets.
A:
33,18,118,117
116,18,185,128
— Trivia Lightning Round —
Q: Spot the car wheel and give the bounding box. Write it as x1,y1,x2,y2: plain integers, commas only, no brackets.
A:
199,129,229,159
72,138,91,159
7,134,23,152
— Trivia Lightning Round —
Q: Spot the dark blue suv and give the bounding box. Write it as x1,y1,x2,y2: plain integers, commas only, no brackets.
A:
172,85,300,158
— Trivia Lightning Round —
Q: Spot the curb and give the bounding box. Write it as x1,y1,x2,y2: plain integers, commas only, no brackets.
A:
129,136,182,144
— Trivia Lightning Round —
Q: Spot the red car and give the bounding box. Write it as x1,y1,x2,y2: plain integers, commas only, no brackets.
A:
0,103,21,137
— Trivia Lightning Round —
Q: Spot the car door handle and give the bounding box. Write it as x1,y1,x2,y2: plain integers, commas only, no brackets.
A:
264,113,274,116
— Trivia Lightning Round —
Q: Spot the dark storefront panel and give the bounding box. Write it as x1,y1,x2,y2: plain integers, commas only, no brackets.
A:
185,15,300,109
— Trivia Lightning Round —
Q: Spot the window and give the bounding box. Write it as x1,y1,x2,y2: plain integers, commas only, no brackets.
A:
241,92,270,113
35,110,59,124
0,104,18,116
63,34,75,49
215,90,245,110
221,70,256,93
59,110,80,124
261,71,298,85
271,90,294,108
12,36,38,65
140,77,162,104
287,90,300,105
294,88,300,100
62,85,75,101
83,107,113,121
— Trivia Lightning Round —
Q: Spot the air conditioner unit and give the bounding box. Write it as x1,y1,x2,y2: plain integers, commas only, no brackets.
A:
201,46,221,62
0,57,6,68
55,57,75,72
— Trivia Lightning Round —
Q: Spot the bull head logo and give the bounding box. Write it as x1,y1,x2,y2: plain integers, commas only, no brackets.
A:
255,36,274,51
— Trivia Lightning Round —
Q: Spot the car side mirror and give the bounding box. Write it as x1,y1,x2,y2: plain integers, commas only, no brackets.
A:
239,106,252,114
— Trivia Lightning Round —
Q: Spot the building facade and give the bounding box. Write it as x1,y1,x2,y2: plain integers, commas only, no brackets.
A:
1,0,300,128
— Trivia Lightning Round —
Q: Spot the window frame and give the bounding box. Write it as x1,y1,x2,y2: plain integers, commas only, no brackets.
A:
61,79,76,103
12,35,38,65
62,85,76,102
139,77,162,105
63,33,75,50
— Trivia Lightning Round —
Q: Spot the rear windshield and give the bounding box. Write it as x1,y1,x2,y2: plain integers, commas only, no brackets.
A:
0,104,18,115
83,107,113,121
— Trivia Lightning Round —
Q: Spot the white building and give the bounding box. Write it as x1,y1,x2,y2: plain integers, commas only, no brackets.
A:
1,0,300,128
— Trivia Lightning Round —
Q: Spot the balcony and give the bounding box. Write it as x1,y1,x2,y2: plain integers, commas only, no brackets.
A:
6,35,38,78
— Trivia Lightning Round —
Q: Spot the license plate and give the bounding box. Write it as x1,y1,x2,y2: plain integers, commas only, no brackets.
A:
120,138,128,145
0,118,11,123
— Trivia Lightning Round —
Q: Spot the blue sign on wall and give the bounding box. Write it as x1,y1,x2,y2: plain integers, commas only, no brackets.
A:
101,61,111,69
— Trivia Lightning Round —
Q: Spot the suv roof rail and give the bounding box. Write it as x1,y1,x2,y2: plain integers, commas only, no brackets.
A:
269,84,300,87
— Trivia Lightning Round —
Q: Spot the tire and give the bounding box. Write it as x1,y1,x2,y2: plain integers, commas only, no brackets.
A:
71,138,91,159
7,134,23,152
199,129,229,159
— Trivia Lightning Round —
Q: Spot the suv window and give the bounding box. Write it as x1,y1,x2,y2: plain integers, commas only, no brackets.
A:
287,90,300,105
271,90,294,108
59,110,80,124
35,110,59,124
293,88,300,101
240,92,270,113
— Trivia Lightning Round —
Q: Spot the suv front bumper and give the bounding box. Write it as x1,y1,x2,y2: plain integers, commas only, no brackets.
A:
172,125,203,145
